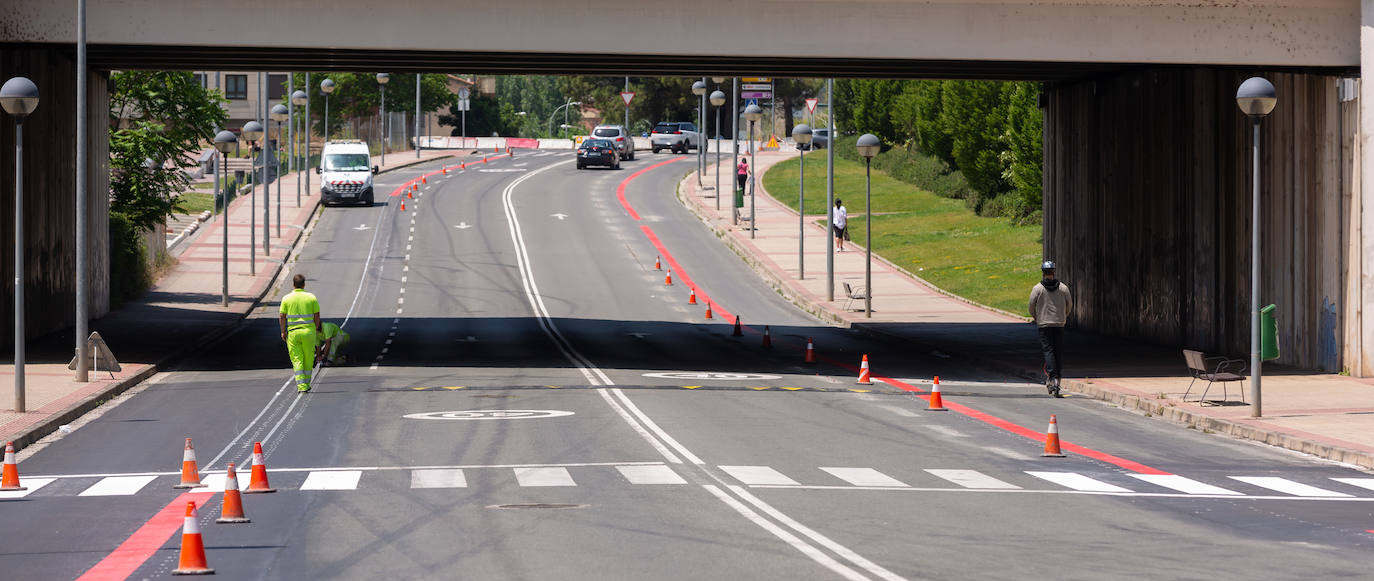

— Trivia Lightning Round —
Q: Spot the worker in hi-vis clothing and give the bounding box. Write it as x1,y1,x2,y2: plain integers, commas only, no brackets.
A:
316,322,350,365
279,274,322,393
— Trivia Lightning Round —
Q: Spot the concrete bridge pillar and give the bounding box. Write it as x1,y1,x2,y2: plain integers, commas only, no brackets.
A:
1358,0,1374,376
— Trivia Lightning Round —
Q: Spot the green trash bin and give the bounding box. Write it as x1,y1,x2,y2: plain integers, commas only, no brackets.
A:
734,187,745,208
1261,303,1279,361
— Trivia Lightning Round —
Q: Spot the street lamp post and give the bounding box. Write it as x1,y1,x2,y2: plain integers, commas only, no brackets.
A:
415,74,421,159
242,121,264,274
271,104,288,239
732,78,739,225
856,134,881,318
793,124,813,280
213,130,237,307
292,90,307,207
2,76,39,413
744,104,763,239
710,90,726,210
377,73,389,166
548,100,580,138
1236,76,1277,418
320,78,335,141
304,73,312,198
692,80,706,187
826,79,835,302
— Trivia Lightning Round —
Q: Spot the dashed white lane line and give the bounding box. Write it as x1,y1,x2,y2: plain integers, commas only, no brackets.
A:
397,297,404,304
300,470,363,490
384,339,393,345
877,405,919,418
401,276,407,283
921,425,968,438
411,469,468,488
513,467,576,487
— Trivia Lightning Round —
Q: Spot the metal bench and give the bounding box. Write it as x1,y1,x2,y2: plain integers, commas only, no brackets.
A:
842,282,869,313
1182,349,1247,405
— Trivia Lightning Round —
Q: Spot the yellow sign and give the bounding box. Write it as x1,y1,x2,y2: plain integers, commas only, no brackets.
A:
742,77,771,83
765,135,779,148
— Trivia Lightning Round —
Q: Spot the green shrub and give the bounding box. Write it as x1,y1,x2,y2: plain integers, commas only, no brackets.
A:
108,212,152,307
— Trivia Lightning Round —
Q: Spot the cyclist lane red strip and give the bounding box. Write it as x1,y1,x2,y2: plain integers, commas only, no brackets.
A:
619,158,1170,477
75,492,206,581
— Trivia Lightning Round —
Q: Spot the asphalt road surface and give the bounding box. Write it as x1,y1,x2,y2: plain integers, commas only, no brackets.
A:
5,150,1374,580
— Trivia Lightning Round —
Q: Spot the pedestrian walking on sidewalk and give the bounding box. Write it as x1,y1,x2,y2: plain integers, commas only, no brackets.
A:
833,199,849,251
736,158,749,193
279,274,322,393
1029,260,1071,397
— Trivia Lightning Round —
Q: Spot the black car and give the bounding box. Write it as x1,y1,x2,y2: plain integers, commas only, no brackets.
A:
576,138,620,169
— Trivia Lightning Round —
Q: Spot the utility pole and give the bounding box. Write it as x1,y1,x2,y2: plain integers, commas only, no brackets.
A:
75,0,89,382
415,74,421,158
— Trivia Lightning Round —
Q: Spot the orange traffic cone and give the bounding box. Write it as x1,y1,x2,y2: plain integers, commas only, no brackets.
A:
407,188,414,200
482,156,489,164
857,354,873,385
216,462,250,524
495,145,500,153
732,316,743,337
507,147,513,157
1,442,26,491
172,501,214,575
704,303,713,319
442,166,448,175
422,175,427,184
688,288,697,305
244,442,276,493
762,325,772,348
926,375,948,411
804,338,816,363
461,161,466,170
665,270,673,286
399,199,406,211
174,438,206,489
1041,414,1066,457
654,256,661,270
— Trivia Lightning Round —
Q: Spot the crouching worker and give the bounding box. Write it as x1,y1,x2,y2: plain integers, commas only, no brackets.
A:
317,322,351,365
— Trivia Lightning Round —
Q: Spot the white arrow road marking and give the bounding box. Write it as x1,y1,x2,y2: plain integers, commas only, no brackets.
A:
551,213,568,220
353,224,371,231
454,222,473,229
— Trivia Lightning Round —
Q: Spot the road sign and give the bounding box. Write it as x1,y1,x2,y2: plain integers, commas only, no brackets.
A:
805,98,819,114
458,87,470,100
746,98,759,108
742,83,771,91
456,98,470,111
742,77,771,83
620,91,635,106
742,91,771,99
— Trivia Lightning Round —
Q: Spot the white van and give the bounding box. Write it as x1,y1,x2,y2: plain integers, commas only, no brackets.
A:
316,140,379,206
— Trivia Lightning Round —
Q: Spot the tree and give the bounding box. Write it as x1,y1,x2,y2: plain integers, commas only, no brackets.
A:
109,70,227,232
283,73,456,137
438,95,507,137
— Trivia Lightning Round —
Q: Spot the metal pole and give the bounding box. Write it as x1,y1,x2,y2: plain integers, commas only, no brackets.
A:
749,119,756,239
14,119,26,412
291,74,298,208
415,74,421,158
798,143,805,280
865,157,872,318
261,73,269,255
380,84,386,166
732,78,738,224
715,105,721,208
248,137,256,275
305,72,311,200
624,76,630,129
698,77,706,187
826,78,835,302
275,117,281,239
75,0,89,382
219,151,228,306
1251,118,1262,417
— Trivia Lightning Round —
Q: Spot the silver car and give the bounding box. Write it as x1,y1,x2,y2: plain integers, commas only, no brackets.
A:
590,124,635,161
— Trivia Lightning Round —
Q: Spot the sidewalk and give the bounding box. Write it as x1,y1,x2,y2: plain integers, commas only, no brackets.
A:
680,150,1374,471
0,149,455,450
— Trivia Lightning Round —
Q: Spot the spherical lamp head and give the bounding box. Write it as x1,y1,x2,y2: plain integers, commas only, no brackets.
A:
1236,77,1277,118
709,90,726,107
743,104,763,123
691,80,707,96
711,77,726,83
320,78,336,94
270,104,289,122
241,120,264,142
213,130,238,154
856,133,881,159
0,76,40,117
291,90,308,106
792,124,813,145
376,72,390,85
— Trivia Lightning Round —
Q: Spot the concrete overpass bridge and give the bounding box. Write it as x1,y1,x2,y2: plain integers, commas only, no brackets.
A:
2,0,1373,376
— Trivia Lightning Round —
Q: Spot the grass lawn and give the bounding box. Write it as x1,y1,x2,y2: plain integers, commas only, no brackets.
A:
763,155,1041,314
176,192,216,215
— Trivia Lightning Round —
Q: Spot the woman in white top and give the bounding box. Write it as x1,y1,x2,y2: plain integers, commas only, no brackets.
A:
833,199,848,251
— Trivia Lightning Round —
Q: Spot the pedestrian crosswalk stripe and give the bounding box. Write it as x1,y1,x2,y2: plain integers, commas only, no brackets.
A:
514,467,576,487
1129,474,1241,495
1026,471,1133,493
925,469,1021,490
1229,476,1353,497
1330,478,1374,492
79,475,157,496
821,467,907,487
720,466,800,486
0,477,55,499
616,465,688,485
411,469,468,489
191,473,247,493
300,470,363,490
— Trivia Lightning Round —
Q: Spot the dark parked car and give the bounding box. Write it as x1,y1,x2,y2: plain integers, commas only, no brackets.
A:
802,128,832,150
576,138,621,169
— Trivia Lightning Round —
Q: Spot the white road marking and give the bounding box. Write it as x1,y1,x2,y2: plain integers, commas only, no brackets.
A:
1229,476,1353,497
369,363,380,370
616,465,687,485
596,390,683,464
396,308,403,314
607,389,703,464
982,446,1033,460
702,485,868,581
921,425,968,438
399,288,405,294
1331,477,1374,492
1027,472,1133,493
401,276,407,283
384,339,393,345
729,486,907,581
720,466,799,486
925,469,1021,490
411,469,468,488
78,475,157,496
821,467,908,488
1130,474,1242,495
514,467,576,487
0,477,55,498
397,297,404,304
194,472,249,493
300,470,363,490
877,405,918,417
406,244,412,251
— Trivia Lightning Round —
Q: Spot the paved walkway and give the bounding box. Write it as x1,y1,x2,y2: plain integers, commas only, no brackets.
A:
681,150,1374,471
0,149,455,449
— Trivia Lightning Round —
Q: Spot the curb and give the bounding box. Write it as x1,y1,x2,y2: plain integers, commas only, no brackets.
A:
677,164,1374,472
8,153,453,452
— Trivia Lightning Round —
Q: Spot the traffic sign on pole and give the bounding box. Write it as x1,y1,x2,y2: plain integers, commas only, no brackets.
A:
746,98,759,108
805,98,819,114
620,91,635,106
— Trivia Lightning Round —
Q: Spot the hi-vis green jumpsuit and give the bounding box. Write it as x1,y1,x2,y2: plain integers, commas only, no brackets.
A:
280,288,321,392
318,322,350,364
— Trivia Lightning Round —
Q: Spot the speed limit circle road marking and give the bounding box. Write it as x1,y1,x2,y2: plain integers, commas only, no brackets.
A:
404,410,576,420
642,372,781,381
